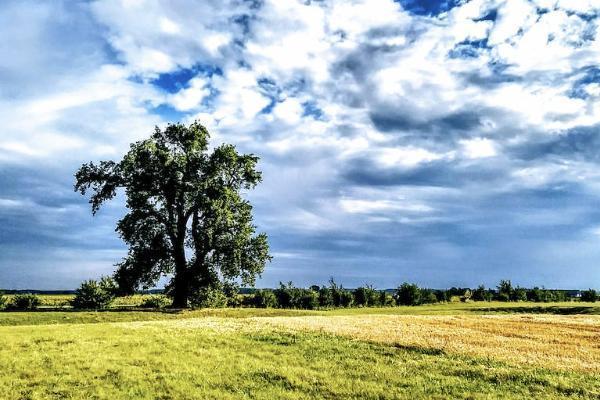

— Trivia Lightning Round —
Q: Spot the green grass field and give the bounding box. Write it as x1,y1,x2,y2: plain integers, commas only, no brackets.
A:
1,302,599,399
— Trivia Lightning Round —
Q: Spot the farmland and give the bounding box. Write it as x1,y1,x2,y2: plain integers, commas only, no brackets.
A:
1,302,599,399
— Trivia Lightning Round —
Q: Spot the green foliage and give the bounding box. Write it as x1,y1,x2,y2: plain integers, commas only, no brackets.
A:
299,290,319,310
396,283,422,306
420,289,439,304
75,121,271,307
139,295,171,309
8,294,41,310
581,289,598,302
317,287,334,307
0,292,5,310
189,286,228,308
252,290,277,308
496,280,513,301
353,285,380,307
472,285,489,301
328,279,353,307
72,277,117,310
511,286,528,302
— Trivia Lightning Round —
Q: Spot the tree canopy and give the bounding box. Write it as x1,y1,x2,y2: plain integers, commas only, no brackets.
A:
75,121,270,307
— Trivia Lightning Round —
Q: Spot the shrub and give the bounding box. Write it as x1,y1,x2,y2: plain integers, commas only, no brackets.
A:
252,289,278,308
379,291,395,306
299,290,319,310
511,287,527,302
139,295,171,309
318,287,334,307
328,279,353,307
72,277,117,310
460,289,472,303
9,293,41,310
353,285,379,307
472,285,488,301
338,290,354,307
497,280,513,301
189,286,228,308
419,289,439,304
495,293,509,302
274,282,298,308
581,289,598,302
0,291,6,310
396,283,421,306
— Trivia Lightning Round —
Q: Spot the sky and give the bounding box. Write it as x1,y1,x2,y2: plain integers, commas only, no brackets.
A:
1,0,600,290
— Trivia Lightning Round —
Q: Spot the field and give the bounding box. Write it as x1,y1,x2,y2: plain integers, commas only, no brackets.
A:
1,302,599,399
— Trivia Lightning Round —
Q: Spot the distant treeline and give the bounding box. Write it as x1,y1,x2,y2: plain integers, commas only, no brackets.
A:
1,279,598,311
242,279,598,309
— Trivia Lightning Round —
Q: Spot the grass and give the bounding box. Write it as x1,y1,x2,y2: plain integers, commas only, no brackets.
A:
1,302,599,399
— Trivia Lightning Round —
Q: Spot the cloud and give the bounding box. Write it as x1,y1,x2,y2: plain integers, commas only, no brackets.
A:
1,0,600,289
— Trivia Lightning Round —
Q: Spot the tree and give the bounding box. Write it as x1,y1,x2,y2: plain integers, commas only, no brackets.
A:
396,282,421,306
72,277,116,309
581,289,598,302
75,121,271,308
496,279,513,302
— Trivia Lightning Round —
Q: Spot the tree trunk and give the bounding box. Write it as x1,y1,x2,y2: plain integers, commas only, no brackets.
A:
171,238,189,308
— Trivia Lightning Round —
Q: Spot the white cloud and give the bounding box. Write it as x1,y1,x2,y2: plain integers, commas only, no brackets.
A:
461,138,497,159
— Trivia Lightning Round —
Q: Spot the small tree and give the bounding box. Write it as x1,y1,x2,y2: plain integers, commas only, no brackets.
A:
396,283,421,306
318,287,334,307
252,289,277,308
72,277,116,310
9,294,41,310
0,291,6,310
353,285,379,307
329,278,353,307
496,280,513,301
299,290,319,310
420,289,439,304
472,285,487,301
581,289,598,302
511,286,527,302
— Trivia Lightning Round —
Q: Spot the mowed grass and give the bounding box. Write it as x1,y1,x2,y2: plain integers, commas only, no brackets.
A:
1,303,599,399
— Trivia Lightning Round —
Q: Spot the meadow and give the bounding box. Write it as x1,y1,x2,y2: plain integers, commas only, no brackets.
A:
0,301,599,399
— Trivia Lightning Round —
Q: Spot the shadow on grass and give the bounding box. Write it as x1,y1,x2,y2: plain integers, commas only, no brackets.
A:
393,344,446,356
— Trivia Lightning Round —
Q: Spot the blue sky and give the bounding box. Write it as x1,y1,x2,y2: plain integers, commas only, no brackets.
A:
1,0,600,290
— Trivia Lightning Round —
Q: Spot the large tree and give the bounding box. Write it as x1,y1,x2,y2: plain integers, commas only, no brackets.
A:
75,121,270,307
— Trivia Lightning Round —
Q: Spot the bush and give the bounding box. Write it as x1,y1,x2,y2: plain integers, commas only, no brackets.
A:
496,292,510,302
497,280,513,301
9,293,41,310
328,279,353,307
420,289,439,304
396,283,421,306
299,290,319,310
0,291,6,310
189,286,228,308
252,289,278,308
379,291,395,306
581,289,598,302
353,285,379,307
273,282,320,309
472,285,489,301
139,295,171,309
72,277,116,310
318,287,334,307
274,282,298,308
511,287,527,302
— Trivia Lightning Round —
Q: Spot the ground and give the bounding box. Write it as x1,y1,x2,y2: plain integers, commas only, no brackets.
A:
0,301,599,399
